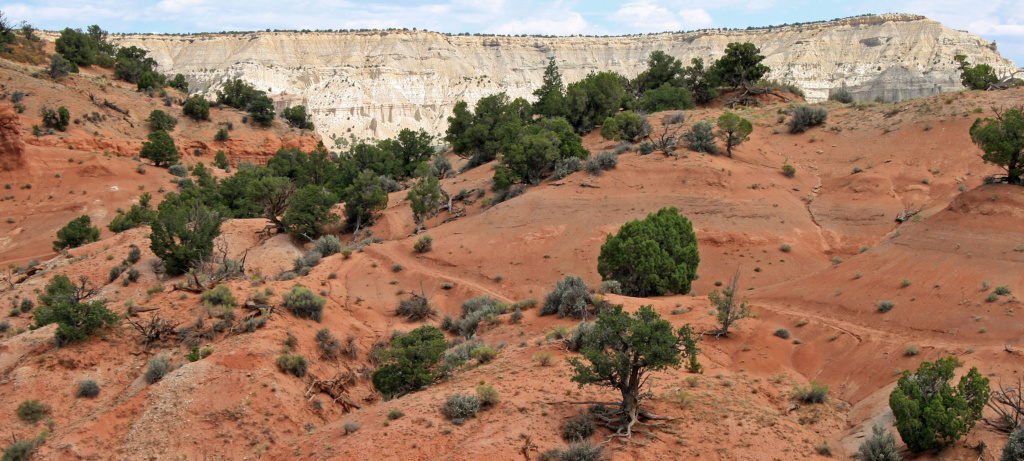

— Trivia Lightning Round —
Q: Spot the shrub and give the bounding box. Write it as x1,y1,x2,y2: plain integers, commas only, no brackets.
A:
108,264,126,283
774,328,791,339
387,409,404,420
471,346,498,364
548,442,605,461
877,301,895,313
780,243,792,252
276,353,308,377
53,215,100,251
147,109,177,132
168,164,187,177
552,157,583,180
566,321,596,352
594,151,617,170
541,275,592,319
476,384,500,407
371,326,447,398
183,95,210,120
441,393,481,424
1,439,36,461
828,88,854,104
788,105,828,133
598,207,699,297
16,399,50,424
19,298,33,313
890,356,989,452
905,345,920,356
995,286,1012,296
396,294,436,321
145,355,171,384
314,235,342,256
0,320,9,333
283,286,325,321
127,245,142,264
534,352,554,366
342,421,359,434
315,328,342,359
34,274,118,346
510,308,523,324
413,234,433,253
214,128,228,142
986,292,999,303
201,285,236,312
1003,425,1024,461
597,280,621,295
792,380,829,403
682,121,718,154
781,164,796,177
637,141,654,155
561,412,596,441
77,379,100,398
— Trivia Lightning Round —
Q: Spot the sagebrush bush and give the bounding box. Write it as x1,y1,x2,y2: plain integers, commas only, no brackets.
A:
995,286,1012,296
476,384,500,407
441,393,481,424
76,379,100,398
313,235,343,256
774,328,791,339
877,301,895,313
315,327,342,359
781,164,796,178
788,105,828,133
276,353,308,377
145,355,171,384
567,321,596,352
857,424,901,461
583,157,602,175
637,141,655,155
683,121,718,154
793,380,829,404
19,298,33,312
396,294,436,321
294,250,322,271
1003,425,1024,461
16,399,50,424
594,151,617,170
1,439,36,461
597,280,621,295
343,421,360,434
283,286,325,321
200,284,235,311
551,442,605,461
471,346,498,363
127,245,142,264
541,275,592,319
414,234,433,253
561,412,596,441
387,409,405,420
552,157,583,180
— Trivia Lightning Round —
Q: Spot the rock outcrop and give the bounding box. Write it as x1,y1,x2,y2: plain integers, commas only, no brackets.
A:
0,104,26,171
105,14,1017,142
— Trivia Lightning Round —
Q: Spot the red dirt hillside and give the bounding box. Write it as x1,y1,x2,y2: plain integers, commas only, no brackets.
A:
1,61,1023,461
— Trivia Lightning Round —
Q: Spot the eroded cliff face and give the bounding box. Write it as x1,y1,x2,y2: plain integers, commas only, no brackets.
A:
108,14,1016,143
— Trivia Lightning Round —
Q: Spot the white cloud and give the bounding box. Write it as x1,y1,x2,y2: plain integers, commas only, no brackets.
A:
613,1,682,31
490,11,588,35
678,8,713,29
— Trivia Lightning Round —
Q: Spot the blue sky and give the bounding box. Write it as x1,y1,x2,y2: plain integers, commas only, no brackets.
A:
3,0,1022,66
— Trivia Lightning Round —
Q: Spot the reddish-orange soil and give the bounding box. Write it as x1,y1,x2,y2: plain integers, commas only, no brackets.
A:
1,53,1022,461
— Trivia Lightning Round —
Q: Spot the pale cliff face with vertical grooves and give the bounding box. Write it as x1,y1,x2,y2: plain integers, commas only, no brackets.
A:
107,14,1016,143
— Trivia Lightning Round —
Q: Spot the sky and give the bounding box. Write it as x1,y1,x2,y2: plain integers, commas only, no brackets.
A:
2,0,1021,66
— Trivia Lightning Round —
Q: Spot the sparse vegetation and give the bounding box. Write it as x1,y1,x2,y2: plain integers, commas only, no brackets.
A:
792,381,829,403
857,424,901,461
541,275,593,319
877,300,895,313
276,353,308,377
441,392,481,425
16,399,50,424
788,105,828,133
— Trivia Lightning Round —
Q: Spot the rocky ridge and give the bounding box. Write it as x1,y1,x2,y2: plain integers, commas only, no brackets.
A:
98,14,1016,142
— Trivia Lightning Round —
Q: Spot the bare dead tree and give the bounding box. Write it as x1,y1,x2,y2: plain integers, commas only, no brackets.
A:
305,370,362,413
985,378,1024,433
895,203,925,223
179,239,246,293
126,315,181,348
